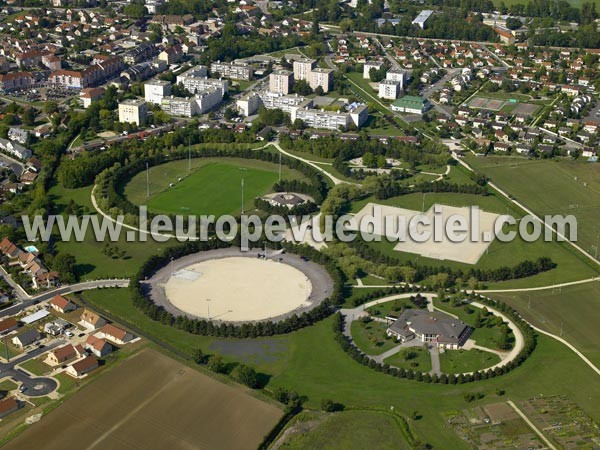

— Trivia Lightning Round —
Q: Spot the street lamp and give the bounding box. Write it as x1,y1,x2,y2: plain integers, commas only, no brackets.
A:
206,298,211,320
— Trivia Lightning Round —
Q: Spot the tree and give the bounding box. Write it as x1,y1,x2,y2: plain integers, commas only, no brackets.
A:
207,355,228,373
233,364,259,388
22,107,36,126
505,17,522,30
43,101,59,116
51,253,77,283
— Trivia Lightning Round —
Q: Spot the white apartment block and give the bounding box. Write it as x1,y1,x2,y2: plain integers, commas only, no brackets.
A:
176,73,228,95
259,92,311,113
386,68,407,89
293,58,316,81
309,68,334,93
210,61,253,80
160,88,222,117
379,79,401,99
363,60,384,79
269,70,293,94
291,102,368,131
237,92,261,116
118,100,148,126
144,79,172,104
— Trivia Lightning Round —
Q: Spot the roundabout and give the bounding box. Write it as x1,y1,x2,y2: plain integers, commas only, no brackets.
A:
144,248,334,323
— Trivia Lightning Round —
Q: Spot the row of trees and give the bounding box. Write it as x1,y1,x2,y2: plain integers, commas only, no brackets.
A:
129,240,345,338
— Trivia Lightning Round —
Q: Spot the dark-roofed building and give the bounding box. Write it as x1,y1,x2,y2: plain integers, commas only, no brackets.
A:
0,317,18,335
66,355,98,378
11,328,40,348
0,397,19,419
386,309,471,349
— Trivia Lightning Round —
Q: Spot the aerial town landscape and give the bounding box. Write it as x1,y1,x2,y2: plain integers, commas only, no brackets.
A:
0,0,599,448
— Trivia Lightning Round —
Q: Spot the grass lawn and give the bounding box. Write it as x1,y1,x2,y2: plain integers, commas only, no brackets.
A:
277,410,412,449
383,346,432,372
350,320,397,355
124,157,306,216
0,379,17,392
490,282,600,368
19,358,51,376
464,155,600,261
366,298,422,318
439,349,501,374
350,191,599,288
433,300,514,351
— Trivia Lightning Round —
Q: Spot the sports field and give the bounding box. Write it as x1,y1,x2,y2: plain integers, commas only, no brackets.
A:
464,155,600,261
124,157,305,216
3,349,282,450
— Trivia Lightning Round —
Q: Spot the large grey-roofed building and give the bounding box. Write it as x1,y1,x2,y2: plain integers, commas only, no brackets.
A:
412,10,433,29
386,309,471,349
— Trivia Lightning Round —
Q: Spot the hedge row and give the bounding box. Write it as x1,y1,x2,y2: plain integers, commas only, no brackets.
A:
129,240,346,338
334,293,537,382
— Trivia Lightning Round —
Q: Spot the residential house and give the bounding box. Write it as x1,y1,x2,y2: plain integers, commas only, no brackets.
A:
99,323,134,345
85,335,112,357
66,355,98,377
47,343,77,365
11,329,40,348
0,397,19,419
80,309,107,330
49,294,76,313
0,317,18,335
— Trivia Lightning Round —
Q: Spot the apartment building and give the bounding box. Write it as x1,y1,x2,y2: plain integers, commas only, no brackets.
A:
160,88,222,117
144,79,172,104
309,68,333,93
293,58,316,81
210,61,253,80
176,67,228,95
291,101,368,131
269,70,293,94
237,92,261,116
118,100,148,126
378,79,401,99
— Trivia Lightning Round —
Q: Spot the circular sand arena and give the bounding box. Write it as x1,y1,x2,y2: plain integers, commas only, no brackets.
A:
165,257,311,322
145,248,334,323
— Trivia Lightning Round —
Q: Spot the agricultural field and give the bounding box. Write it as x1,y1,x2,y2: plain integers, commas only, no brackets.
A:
272,410,413,449
490,282,600,367
464,155,600,263
439,349,501,374
446,402,543,449
3,349,283,450
124,157,307,216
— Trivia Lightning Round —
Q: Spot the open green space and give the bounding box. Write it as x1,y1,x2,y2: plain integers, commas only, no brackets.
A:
490,282,600,367
367,297,423,318
125,157,306,216
0,379,17,392
276,410,412,449
464,155,600,263
350,319,397,355
383,346,432,372
439,349,501,374
19,358,51,376
81,289,600,449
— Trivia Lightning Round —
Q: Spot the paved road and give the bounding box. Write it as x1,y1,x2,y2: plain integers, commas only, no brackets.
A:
0,279,130,319
0,340,63,397
0,154,24,176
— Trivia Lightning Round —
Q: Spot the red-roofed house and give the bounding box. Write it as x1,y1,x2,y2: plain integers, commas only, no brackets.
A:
66,356,98,378
49,295,76,313
85,335,112,357
47,343,77,365
100,324,134,345
0,317,18,335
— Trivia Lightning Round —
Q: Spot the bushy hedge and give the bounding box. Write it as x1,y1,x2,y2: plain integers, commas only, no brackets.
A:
334,292,537,382
130,241,345,338
347,239,556,284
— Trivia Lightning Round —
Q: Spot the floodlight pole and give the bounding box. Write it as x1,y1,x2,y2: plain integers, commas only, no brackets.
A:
206,298,211,320
188,137,191,172
146,162,150,197
279,152,282,182
241,177,245,214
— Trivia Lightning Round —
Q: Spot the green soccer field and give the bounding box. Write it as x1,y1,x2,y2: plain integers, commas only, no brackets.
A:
124,157,306,216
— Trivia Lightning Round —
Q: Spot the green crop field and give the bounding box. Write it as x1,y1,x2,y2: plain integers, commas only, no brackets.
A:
464,155,600,263
124,157,306,216
275,410,412,449
490,282,600,368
